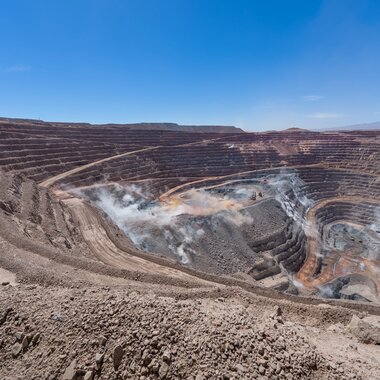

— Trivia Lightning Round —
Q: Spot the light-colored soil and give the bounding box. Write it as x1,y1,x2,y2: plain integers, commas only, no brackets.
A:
0,268,17,286
1,276,379,380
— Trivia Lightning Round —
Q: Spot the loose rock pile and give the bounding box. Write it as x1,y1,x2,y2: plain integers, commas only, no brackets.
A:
349,315,380,344
1,283,372,380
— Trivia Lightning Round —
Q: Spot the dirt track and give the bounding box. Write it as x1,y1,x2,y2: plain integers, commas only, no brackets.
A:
64,197,213,286
39,146,160,188
39,134,244,189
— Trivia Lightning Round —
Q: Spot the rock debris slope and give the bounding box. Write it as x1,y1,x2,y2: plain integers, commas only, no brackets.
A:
1,283,380,380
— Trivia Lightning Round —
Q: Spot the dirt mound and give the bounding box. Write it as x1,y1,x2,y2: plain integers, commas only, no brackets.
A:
1,283,379,380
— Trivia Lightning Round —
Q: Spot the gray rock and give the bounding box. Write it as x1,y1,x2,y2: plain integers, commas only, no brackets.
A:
84,370,94,380
113,345,124,370
99,335,107,346
162,350,171,363
12,343,22,358
15,332,24,342
32,333,40,345
159,362,169,379
51,314,65,322
349,315,380,344
150,360,160,374
21,336,29,351
95,352,105,364
274,305,282,316
134,348,142,360
270,305,282,319
63,359,77,380
142,349,152,366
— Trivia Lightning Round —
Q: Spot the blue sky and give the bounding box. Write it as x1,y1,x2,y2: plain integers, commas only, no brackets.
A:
1,0,379,131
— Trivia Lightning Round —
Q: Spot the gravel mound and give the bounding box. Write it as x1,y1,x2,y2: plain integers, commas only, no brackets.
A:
0,283,369,380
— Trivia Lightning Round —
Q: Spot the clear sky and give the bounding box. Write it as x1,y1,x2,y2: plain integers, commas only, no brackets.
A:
1,0,379,131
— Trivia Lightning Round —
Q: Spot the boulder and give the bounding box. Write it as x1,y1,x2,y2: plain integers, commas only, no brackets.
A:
12,343,22,358
63,359,77,380
159,362,169,379
349,315,380,344
84,370,94,380
95,352,105,364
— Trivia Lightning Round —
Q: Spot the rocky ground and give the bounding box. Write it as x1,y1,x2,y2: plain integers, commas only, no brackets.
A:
1,279,379,380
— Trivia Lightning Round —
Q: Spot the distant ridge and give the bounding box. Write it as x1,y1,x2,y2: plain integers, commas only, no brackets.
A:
281,127,312,132
0,117,244,134
315,121,380,132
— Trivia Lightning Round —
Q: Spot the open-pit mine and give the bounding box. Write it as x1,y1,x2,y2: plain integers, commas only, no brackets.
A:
0,118,379,380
